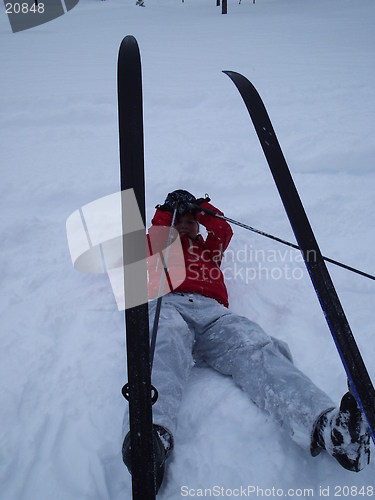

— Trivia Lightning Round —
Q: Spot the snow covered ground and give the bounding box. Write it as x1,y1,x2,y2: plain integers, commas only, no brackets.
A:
1,0,374,498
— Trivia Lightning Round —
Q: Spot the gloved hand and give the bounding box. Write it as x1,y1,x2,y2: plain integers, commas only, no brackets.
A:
195,194,211,205
158,189,197,214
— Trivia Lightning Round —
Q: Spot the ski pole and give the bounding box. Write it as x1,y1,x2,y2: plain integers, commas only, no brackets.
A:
149,204,179,371
194,204,375,282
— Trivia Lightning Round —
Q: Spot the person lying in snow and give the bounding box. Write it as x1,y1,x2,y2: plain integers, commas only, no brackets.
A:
122,189,370,492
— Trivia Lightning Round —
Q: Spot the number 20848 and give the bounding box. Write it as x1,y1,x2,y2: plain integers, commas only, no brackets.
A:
6,3,45,14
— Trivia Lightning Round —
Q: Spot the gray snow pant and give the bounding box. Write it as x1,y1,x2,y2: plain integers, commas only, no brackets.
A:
149,292,335,450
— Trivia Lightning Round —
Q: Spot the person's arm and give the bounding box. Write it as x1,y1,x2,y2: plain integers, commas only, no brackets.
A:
147,207,174,256
151,206,173,227
195,201,233,265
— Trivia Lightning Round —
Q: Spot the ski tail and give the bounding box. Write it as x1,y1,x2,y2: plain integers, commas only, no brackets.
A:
223,70,375,445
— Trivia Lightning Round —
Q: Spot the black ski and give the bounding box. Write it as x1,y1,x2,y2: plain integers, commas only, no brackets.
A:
118,35,156,498
224,71,375,444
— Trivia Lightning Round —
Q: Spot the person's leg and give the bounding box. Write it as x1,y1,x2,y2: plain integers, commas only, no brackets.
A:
149,296,195,436
122,295,196,491
192,295,334,450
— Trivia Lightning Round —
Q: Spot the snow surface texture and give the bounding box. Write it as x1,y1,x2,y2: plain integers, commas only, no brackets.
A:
1,0,374,498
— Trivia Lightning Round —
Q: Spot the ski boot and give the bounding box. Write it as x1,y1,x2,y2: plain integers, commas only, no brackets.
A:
122,424,174,493
311,392,370,471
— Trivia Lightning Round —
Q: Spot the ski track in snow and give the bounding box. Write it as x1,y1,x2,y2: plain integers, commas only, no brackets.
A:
1,0,375,498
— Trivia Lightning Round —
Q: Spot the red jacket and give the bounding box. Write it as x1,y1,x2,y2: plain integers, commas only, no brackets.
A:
148,201,233,307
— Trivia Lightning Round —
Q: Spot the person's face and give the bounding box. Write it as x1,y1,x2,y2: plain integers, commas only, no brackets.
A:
175,213,199,239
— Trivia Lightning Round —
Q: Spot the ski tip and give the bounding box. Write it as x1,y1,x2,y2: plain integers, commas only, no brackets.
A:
222,70,260,100
122,34,138,45
222,70,245,78
119,35,140,55
118,35,142,74
222,70,239,79
222,70,251,86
